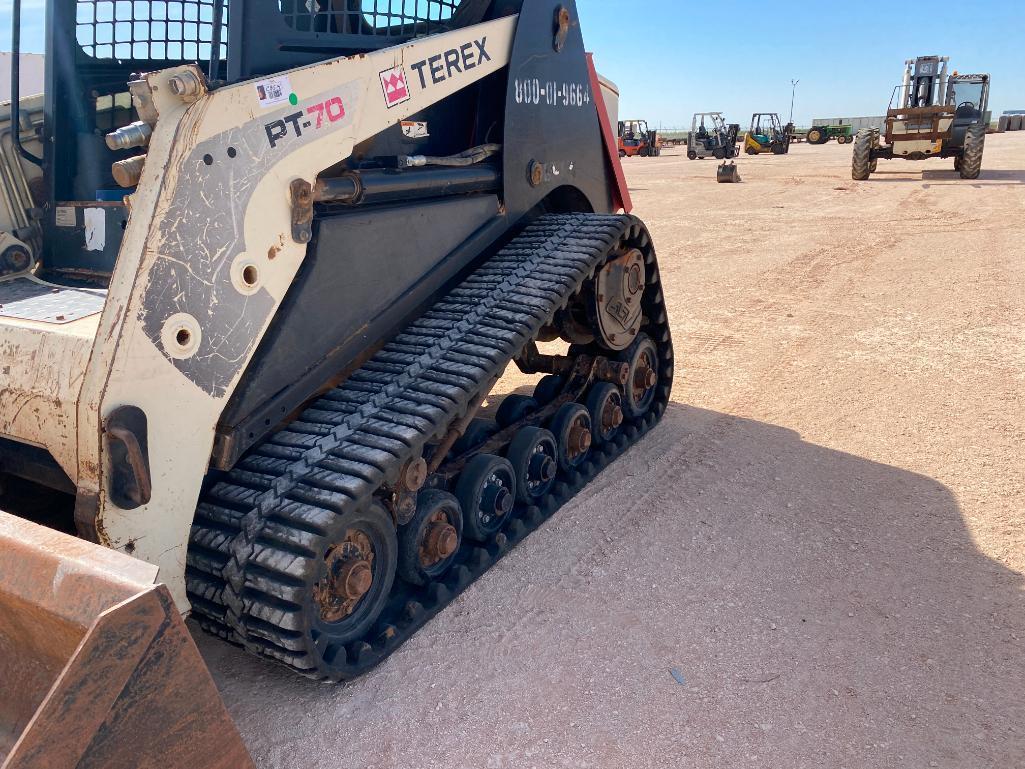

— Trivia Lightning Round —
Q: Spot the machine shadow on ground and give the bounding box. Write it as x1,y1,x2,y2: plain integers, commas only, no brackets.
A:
861,168,1025,185
195,402,1024,767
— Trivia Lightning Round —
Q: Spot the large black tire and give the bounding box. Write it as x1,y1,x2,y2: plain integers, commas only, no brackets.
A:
807,127,824,144
851,128,874,180
959,124,984,180
687,149,697,160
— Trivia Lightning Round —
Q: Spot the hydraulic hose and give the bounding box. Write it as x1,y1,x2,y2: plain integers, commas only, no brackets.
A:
9,0,44,168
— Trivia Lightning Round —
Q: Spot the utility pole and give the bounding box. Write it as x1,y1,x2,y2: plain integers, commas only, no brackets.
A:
789,79,799,124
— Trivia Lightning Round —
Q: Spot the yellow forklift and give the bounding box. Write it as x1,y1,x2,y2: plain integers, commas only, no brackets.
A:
744,113,793,155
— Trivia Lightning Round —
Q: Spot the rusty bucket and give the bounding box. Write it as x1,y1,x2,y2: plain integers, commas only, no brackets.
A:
0,511,254,769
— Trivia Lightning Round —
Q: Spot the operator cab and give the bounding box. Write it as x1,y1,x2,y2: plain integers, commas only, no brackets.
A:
7,0,492,288
947,73,990,148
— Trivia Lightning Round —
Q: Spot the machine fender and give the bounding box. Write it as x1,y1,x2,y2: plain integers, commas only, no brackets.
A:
586,53,631,213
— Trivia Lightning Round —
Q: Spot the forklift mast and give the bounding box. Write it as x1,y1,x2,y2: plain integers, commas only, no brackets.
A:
898,55,949,110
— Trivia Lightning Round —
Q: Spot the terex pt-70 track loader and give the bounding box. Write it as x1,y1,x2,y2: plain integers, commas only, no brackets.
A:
0,0,673,760
852,55,990,180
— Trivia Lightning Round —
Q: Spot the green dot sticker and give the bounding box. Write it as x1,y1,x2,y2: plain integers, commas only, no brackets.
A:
288,93,298,106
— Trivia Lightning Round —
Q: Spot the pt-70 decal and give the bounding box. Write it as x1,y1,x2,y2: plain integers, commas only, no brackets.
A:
265,95,347,148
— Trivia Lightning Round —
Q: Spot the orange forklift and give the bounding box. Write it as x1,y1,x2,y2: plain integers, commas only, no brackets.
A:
618,119,661,157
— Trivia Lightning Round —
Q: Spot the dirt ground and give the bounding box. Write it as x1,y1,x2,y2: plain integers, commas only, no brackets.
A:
196,135,1025,768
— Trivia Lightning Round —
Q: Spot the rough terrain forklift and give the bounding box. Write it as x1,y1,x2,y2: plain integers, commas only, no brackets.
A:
0,0,674,764
686,111,739,160
852,55,990,180
744,112,792,155
617,118,660,157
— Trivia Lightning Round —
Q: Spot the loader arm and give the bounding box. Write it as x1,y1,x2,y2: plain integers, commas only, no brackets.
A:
75,16,517,610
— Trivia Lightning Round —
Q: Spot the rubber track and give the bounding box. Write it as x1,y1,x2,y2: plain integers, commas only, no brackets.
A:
186,213,674,679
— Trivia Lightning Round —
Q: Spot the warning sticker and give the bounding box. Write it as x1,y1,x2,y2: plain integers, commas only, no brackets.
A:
379,66,411,109
255,75,292,108
55,206,76,227
84,208,106,252
400,121,429,139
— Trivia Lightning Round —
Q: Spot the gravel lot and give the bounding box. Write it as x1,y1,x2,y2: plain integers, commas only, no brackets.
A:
197,135,1025,769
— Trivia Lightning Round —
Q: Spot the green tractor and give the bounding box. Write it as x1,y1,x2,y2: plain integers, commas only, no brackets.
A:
806,124,853,145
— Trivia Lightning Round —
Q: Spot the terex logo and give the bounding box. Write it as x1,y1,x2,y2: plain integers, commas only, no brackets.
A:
410,36,491,89
379,65,410,108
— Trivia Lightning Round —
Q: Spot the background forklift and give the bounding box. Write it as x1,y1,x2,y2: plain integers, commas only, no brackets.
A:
687,111,739,160
618,119,661,157
0,0,673,764
744,112,793,155
852,55,990,180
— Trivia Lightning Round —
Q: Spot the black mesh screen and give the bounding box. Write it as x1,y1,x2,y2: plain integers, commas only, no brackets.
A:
76,0,228,61
280,0,462,37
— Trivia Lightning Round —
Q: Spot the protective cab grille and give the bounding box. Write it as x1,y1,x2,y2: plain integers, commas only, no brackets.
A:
75,0,227,61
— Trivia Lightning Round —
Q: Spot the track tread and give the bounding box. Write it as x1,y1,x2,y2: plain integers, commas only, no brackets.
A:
188,213,673,680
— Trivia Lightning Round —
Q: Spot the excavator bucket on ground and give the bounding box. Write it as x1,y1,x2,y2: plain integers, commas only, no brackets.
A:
717,161,742,183
0,511,253,769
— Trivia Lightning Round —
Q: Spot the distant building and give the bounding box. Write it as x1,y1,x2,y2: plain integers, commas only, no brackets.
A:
0,53,45,102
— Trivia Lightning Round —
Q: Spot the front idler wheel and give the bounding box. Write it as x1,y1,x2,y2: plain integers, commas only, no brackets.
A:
549,402,592,471
618,333,659,418
311,503,398,649
591,248,646,351
398,490,463,585
585,382,625,444
506,426,559,504
456,454,517,542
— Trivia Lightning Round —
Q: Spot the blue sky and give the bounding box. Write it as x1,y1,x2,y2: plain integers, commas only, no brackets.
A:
4,0,1022,125
582,0,1024,126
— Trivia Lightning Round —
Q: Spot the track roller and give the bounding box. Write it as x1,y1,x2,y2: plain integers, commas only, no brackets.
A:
533,374,565,405
585,382,625,444
505,426,558,504
618,333,659,417
455,454,516,541
311,503,398,650
549,402,592,471
398,490,463,585
496,394,538,428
